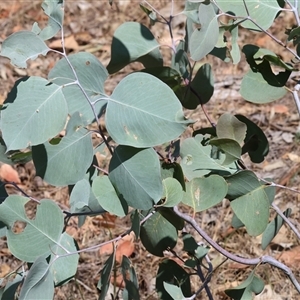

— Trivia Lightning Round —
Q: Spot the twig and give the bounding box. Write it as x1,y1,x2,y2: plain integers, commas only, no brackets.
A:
272,202,300,240
286,0,300,26
5,182,40,203
173,206,300,292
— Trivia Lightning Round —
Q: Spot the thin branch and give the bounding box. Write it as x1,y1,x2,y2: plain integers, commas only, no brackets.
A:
5,182,40,203
272,202,300,240
173,206,300,292
292,89,300,116
189,85,216,127
286,0,300,26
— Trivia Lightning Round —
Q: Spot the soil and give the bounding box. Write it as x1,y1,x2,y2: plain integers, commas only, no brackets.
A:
0,1,300,299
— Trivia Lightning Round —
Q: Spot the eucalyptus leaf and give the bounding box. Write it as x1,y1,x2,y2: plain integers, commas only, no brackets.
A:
121,256,140,299
19,256,54,300
48,52,108,124
156,259,192,300
180,135,235,180
69,178,90,213
34,0,64,40
50,232,79,286
107,22,163,73
32,128,93,186
240,69,286,103
98,250,115,300
235,115,269,163
182,175,228,212
1,31,50,68
140,211,177,256
1,77,68,151
230,186,270,236
190,3,219,61
92,175,128,217
184,63,214,109
216,113,247,145
216,0,281,30
261,208,292,250
109,146,163,210
0,196,64,262
225,270,264,299
161,178,183,207
1,273,23,300
163,282,186,300
106,72,191,148
209,138,242,165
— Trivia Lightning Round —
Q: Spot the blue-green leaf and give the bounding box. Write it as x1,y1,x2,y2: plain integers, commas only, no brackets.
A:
106,73,191,147
240,69,286,103
140,211,177,256
19,256,54,300
182,175,228,212
230,186,270,236
225,270,264,299
216,0,282,30
1,77,68,151
107,22,163,73
50,232,79,286
32,128,93,186
33,0,64,40
109,146,163,210
0,196,64,262
48,52,108,124
180,135,235,180
0,31,50,68
190,3,219,61
92,175,128,217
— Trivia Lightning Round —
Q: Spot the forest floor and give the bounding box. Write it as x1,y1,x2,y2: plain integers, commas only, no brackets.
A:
1,1,300,299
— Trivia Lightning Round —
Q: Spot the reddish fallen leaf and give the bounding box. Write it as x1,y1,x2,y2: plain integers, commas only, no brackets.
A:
272,104,289,114
110,272,125,288
49,35,79,50
277,245,300,267
99,242,114,257
0,263,10,277
0,164,21,183
115,232,135,263
99,232,135,264
228,262,249,269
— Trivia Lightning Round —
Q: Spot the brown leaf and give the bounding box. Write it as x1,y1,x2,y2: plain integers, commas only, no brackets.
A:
49,35,79,50
0,263,10,277
115,232,135,263
99,232,135,263
277,245,300,267
272,104,289,114
0,164,21,183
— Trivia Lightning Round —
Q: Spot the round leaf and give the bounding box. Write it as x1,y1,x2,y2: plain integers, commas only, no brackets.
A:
107,22,163,73
106,72,191,147
190,3,219,61
0,196,64,262
48,52,108,124
182,175,228,212
1,31,50,68
50,232,79,286
217,0,281,30
230,186,270,236
109,146,163,210
32,128,93,186
161,178,183,207
92,176,128,217
240,69,287,103
1,77,68,151
140,211,177,256
216,113,247,145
